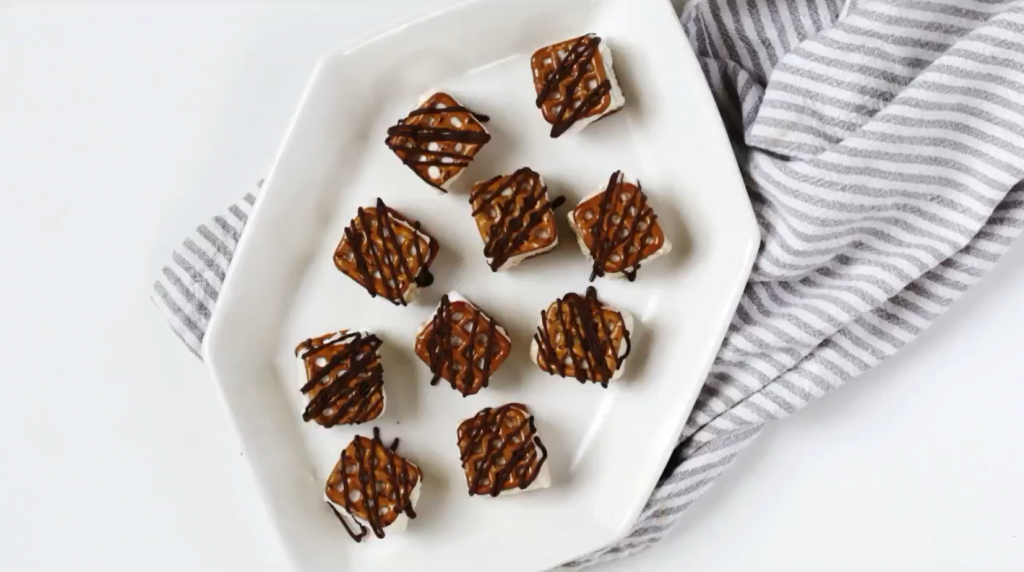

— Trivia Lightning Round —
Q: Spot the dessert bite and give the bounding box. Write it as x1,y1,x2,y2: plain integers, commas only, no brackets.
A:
531,286,633,387
457,403,550,497
568,170,670,281
324,428,422,542
531,34,625,138
295,330,385,427
385,92,491,192
414,291,512,397
333,198,439,305
469,167,565,271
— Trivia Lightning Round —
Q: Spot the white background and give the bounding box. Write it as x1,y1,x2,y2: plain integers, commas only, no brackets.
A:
1,1,1022,570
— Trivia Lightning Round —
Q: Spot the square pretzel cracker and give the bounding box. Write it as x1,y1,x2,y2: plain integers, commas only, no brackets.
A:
414,291,512,396
568,170,671,281
334,198,439,305
457,403,550,497
385,92,491,191
531,34,625,137
295,330,385,427
530,286,633,386
324,428,422,542
468,167,564,271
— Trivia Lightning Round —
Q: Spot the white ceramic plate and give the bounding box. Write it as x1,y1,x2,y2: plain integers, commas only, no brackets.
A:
204,0,758,570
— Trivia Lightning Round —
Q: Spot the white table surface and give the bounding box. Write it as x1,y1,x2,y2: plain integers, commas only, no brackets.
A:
2,2,1022,570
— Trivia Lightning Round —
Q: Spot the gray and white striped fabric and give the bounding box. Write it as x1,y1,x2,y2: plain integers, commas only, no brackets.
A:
152,0,1024,568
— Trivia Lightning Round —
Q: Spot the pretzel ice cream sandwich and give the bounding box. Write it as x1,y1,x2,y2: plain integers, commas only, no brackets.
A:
531,286,633,387
414,291,511,397
385,92,491,192
531,34,625,138
295,330,385,427
457,403,550,497
469,167,565,271
334,198,439,305
324,428,422,542
569,170,671,281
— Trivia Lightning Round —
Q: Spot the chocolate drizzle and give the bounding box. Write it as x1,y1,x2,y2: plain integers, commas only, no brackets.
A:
426,295,455,386
296,331,385,427
533,286,631,388
580,171,660,282
335,198,438,305
533,34,613,138
385,93,491,191
457,404,548,497
418,294,508,397
469,167,565,271
325,427,420,543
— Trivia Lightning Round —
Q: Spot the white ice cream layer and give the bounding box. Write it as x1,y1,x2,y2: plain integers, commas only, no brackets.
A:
296,330,386,419
562,39,626,135
568,174,672,279
415,91,490,192
325,474,422,535
529,301,633,382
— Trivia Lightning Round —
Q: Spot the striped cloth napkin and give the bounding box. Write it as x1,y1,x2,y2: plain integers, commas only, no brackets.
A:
152,0,1024,568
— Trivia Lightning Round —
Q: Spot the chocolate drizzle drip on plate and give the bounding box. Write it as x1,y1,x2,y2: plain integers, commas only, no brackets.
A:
334,198,439,305
532,34,614,138
385,92,491,191
325,427,420,542
457,403,548,497
414,294,512,397
295,331,385,427
533,286,631,387
469,167,565,271
573,171,665,282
